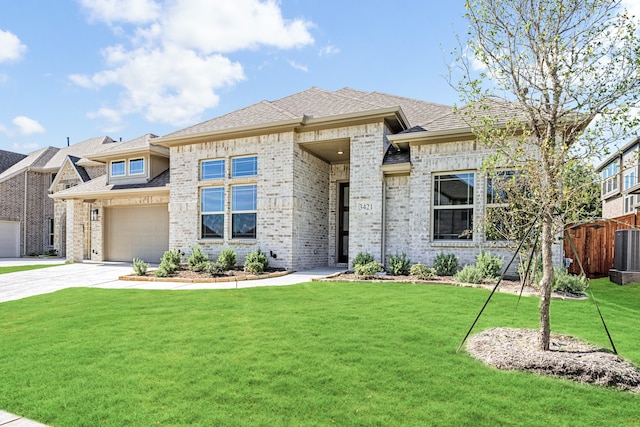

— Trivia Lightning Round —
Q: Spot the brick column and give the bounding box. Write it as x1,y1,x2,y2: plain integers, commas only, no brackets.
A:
66,199,84,262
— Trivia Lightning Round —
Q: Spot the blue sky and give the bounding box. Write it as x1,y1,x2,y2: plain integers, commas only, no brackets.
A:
0,0,469,154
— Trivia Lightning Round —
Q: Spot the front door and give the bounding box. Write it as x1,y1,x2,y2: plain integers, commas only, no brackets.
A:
338,182,349,264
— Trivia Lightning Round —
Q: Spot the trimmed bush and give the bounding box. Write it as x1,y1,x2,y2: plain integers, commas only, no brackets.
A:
244,249,269,274
410,263,436,280
155,249,182,277
475,251,503,279
454,265,484,284
203,260,225,276
551,268,588,294
354,261,383,278
217,248,237,271
187,246,208,271
352,252,375,269
132,258,148,276
387,252,411,276
434,253,459,276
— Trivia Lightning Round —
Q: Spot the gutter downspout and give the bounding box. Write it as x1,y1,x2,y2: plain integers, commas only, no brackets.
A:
381,177,386,268
23,169,28,256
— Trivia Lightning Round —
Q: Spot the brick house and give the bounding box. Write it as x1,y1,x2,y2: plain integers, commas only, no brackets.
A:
0,137,118,258
51,86,531,270
597,137,640,218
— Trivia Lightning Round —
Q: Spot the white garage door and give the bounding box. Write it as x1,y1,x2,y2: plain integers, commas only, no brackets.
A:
0,221,20,258
105,205,169,263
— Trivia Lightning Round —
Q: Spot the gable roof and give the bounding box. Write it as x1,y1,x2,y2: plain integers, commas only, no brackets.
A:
0,149,27,174
86,134,167,161
0,146,59,184
160,87,453,141
39,136,117,171
48,155,93,192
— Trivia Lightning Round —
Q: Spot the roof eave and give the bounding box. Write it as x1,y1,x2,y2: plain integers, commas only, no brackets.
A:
49,185,169,201
87,145,170,162
388,127,476,149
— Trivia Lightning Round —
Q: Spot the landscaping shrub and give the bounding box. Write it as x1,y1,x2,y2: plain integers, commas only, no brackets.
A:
187,246,208,270
433,253,459,276
354,261,383,278
475,251,503,279
454,265,484,284
551,268,588,294
410,263,436,280
203,260,225,275
217,248,237,271
244,249,269,274
387,252,411,276
155,249,182,277
352,252,375,269
132,258,148,276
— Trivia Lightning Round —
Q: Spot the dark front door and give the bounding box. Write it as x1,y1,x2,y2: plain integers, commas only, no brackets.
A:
338,182,349,264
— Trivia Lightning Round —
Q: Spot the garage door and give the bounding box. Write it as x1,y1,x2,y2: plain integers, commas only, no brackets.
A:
0,221,20,258
105,205,169,263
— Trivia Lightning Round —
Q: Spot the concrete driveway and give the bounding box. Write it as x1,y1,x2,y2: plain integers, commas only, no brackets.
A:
0,258,345,303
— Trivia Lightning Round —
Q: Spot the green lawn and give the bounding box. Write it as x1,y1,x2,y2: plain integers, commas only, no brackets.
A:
0,279,639,426
0,264,63,275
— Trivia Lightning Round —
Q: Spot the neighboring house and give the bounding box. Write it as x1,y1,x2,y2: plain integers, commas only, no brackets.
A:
51,86,564,270
597,137,640,218
51,134,170,263
0,136,117,258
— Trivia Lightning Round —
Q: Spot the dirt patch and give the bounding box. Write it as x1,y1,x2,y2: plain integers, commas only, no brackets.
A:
123,267,291,282
467,327,640,392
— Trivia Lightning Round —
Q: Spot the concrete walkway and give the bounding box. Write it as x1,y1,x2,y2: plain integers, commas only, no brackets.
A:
0,258,346,426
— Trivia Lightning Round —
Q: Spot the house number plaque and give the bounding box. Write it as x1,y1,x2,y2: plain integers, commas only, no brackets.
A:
358,203,373,211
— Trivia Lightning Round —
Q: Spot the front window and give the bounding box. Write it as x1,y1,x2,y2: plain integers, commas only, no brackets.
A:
433,173,474,240
201,187,224,239
49,218,54,246
111,160,125,177
232,185,257,239
129,158,145,175
232,156,257,178
485,171,516,241
201,159,225,180
601,162,619,195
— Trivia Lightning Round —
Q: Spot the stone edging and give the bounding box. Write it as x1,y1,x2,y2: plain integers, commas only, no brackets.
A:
119,270,293,283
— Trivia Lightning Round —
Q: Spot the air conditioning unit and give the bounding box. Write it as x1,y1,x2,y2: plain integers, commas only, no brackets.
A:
614,229,640,271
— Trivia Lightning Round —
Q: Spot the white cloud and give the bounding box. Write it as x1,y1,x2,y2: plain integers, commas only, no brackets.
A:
319,44,340,57
622,0,640,21
0,29,27,62
12,116,45,135
287,60,308,72
163,0,313,53
73,0,314,126
79,0,160,24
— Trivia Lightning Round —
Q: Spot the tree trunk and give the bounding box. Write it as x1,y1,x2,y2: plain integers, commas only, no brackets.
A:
538,212,555,351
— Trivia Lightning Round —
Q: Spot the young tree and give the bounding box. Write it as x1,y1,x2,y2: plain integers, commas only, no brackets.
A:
454,0,640,350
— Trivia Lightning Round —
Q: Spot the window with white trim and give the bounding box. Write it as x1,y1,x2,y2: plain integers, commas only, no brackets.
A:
433,173,474,240
485,171,515,241
601,162,619,195
201,187,224,239
624,170,636,214
129,158,145,175
111,160,125,177
232,156,257,177
232,185,257,239
201,159,225,180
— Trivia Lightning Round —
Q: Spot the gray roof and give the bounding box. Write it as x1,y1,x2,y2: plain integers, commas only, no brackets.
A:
164,87,453,138
382,145,411,165
53,168,170,198
0,146,59,183
41,136,117,170
0,149,27,174
96,133,160,155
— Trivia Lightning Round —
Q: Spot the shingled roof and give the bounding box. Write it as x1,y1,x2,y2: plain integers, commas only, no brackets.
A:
0,146,58,183
41,136,117,170
163,87,453,139
0,149,26,174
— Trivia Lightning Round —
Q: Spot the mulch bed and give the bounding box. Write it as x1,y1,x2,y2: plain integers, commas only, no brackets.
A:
467,327,640,392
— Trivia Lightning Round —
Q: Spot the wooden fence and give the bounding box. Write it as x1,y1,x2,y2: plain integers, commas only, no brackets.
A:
564,213,640,278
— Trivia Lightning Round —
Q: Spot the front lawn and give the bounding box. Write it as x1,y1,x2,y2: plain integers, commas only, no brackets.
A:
0,279,638,426
0,264,63,275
